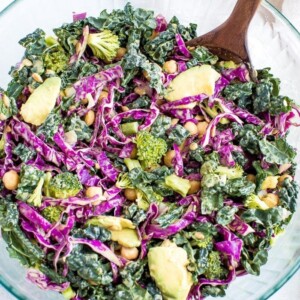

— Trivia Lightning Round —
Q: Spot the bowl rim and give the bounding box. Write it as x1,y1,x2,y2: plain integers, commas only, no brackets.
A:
0,1,300,300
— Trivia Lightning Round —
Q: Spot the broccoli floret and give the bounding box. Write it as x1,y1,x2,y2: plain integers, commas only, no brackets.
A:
42,206,64,223
165,174,191,197
87,30,120,62
244,194,269,210
43,47,69,73
200,101,229,124
27,176,45,207
215,164,243,179
116,173,132,189
48,172,82,199
204,251,228,280
124,158,141,171
200,160,218,175
136,131,167,169
192,233,213,249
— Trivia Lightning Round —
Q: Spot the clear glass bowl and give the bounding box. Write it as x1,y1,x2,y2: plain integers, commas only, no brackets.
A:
0,0,300,299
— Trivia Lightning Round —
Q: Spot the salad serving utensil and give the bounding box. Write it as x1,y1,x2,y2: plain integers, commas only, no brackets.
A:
186,0,262,64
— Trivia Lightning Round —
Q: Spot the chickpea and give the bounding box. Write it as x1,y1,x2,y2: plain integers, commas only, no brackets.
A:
156,98,165,106
81,98,89,105
124,188,137,201
171,118,179,126
278,174,293,187
120,247,139,260
194,232,205,240
163,150,176,167
261,193,279,208
121,106,129,112
84,110,95,126
163,60,177,74
3,170,20,190
246,174,256,183
85,186,104,205
189,142,198,151
4,126,12,133
197,121,209,137
188,180,201,195
98,91,109,102
261,176,278,190
184,121,198,136
64,130,77,146
134,86,146,96
195,115,205,121
115,47,127,61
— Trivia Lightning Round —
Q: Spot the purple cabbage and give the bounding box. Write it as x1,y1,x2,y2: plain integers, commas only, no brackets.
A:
155,14,167,32
97,151,120,182
173,144,184,176
215,225,243,262
146,211,197,239
11,119,64,166
73,12,87,21
26,269,70,292
229,215,255,236
175,34,192,58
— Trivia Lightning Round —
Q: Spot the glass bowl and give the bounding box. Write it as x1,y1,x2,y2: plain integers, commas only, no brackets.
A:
0,0,300,299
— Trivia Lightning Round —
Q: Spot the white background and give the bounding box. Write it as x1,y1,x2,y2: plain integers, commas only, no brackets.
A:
0,0,299,299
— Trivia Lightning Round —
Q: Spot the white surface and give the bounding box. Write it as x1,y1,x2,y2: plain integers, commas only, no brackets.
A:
0,0,299,299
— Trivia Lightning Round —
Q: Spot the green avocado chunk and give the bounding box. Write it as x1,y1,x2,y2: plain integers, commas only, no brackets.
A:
165,65,220,101
20,77,61,126
148,241,193,300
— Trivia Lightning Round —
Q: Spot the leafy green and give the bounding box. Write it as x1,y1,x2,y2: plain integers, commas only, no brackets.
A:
19,28,46,57
259,138,296,165
120,260,147,288
127,96,151,110
65,115,92,142
279,178,299,213
234,124,262,155
0,93,18,120
216,206,238,226
12,144,36,162
144,16,196,64
53,20,84,54
186,46,218,68
167,124,190,145
39,264,68,284
1,226,44,267
189,146,204,163
73,225,111,242
155,204,184,228
123,204,147,226
241,207,288,228
224,178,256,197
36,110,62,143
201,188,223,215
150,115,171,139
114,283,152,300
67,245,113,285
201,285,227,297
241,248,268,276
16,165,44,202
0,197,19,230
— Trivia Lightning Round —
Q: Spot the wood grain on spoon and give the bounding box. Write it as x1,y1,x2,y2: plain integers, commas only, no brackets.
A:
186,0,262,63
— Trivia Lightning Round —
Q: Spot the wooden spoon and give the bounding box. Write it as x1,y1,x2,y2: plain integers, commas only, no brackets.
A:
186,0,262,63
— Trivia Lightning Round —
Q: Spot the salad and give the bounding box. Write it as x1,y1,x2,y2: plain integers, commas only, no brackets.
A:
0,3,299,300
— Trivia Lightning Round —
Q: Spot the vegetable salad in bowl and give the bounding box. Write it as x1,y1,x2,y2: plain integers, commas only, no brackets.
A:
0,3,299,300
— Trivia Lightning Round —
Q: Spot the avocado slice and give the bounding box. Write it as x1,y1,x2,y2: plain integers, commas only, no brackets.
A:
86,216,141,247
86,216,135,231
148,241,193,300
111,228,141,247
20,77,61,126
165,65,220,101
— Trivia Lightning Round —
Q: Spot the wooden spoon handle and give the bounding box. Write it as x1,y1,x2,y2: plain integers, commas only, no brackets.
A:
221,0,262,38
187,0,262,61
